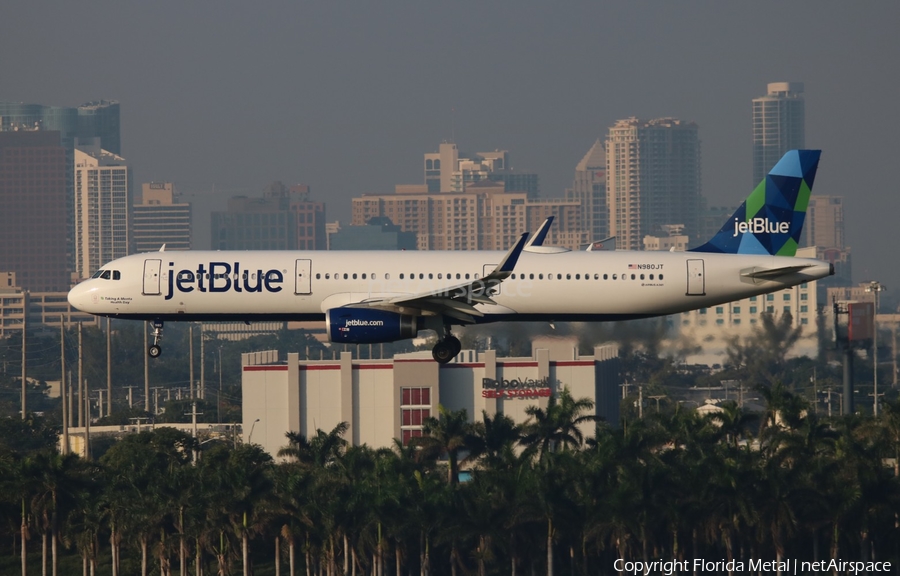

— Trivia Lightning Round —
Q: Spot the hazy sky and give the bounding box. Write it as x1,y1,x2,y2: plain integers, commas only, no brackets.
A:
3,3,899,291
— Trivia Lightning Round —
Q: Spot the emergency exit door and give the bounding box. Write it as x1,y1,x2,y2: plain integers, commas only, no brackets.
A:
686,259,705,296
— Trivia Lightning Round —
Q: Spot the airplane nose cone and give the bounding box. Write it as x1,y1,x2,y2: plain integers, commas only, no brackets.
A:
67,282,93,311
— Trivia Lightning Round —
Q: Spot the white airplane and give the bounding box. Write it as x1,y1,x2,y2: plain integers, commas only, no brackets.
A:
68,150,833,364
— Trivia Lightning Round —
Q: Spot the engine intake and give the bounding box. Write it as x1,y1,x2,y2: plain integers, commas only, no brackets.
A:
326,307,421,344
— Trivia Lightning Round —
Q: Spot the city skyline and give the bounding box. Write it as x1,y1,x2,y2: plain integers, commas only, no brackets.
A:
2,3,898,289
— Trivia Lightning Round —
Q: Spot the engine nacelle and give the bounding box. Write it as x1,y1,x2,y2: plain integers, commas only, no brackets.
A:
326,307,421,344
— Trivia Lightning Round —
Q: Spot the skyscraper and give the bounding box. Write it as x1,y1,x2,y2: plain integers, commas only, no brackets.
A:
1,99,122,268
605,118,701,251
211,182,326,250
423,143,539,197
566,139,608,242
752,82,805,185
0,131,69,291
133,182,192,253
77,100,121,155
74,145,133,279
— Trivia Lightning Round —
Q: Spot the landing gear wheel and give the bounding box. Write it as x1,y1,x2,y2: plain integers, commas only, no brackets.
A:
447,335,462,357
148,345,162,358
432,340,456,364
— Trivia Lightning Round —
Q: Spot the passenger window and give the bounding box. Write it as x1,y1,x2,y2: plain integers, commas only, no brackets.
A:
385,274,390,279
539,274,544,280
343,273,348,279
557,274,562,280
529,273,534,280
612,274,617,280
456,273,461,279
649,274,653,280
567,274,572,280
659,274,664,280
361,274,366,280
400,273,405,279
419,273,424,279
325,273,330,279
630,274,635,280
438,273,442,279
466,273,470,280
352,273,357,280
575,274,580,280
602,274,607,280
428,273,433,279
640,274,644,280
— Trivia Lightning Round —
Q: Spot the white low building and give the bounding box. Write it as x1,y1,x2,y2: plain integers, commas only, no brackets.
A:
242,346,621,460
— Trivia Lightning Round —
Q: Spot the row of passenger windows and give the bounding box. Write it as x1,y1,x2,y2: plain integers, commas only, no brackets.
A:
313,272,664,281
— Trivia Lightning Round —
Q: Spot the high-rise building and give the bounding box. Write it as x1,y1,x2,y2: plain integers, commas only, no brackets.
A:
804,195,851,301
74,145,133,279
211,182,326,250
1,100,122,269
805,196,844,249
566,139,608,242
76,100,121,155
423,143,539,197
352,184,586,251
133,182,192,253
0,131,70,291
329,217,417,251
752,82,805,185
605,118,702,251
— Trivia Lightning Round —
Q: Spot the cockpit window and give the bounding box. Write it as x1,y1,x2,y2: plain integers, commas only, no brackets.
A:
91,270,104,279
113,270,121,280
100,270,111,280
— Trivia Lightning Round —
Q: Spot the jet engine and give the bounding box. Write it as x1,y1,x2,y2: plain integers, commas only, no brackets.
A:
326,308,421,344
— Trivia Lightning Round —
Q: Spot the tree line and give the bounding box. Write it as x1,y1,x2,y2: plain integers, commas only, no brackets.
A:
2,386,900,576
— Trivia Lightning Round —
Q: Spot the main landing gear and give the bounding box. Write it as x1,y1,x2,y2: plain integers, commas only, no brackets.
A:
431,326,462,364
148,320,164,358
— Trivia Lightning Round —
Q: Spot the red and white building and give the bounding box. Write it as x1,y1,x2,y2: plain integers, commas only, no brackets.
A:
242,346,621,460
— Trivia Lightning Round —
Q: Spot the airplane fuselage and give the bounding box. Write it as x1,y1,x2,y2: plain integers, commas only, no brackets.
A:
67,249,832,323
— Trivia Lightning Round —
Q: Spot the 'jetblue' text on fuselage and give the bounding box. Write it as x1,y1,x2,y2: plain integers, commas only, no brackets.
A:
164,262,283,300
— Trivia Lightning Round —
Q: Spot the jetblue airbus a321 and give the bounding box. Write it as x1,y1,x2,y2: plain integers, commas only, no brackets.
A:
68,150,833,363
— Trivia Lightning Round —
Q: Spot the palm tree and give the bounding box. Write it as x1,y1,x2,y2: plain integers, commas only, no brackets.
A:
520,387,596,461
27,450,90,576
414,405,473,485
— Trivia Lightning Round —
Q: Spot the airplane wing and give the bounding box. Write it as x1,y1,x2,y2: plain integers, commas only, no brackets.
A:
350,232,529,323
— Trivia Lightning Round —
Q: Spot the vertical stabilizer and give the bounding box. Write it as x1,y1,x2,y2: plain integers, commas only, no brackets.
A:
691,150,820,256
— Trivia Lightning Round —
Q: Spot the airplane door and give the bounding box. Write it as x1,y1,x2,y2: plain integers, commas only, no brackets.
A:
483,264,500,295
686,259,705,296
143,259,162,296
295,259,312,295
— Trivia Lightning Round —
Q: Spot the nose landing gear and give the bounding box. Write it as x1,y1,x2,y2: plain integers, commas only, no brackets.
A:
148,320,164,358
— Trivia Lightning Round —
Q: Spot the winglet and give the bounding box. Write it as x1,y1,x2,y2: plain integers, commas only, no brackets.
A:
690,149,821,256
487,232,529,279
525,217,554,247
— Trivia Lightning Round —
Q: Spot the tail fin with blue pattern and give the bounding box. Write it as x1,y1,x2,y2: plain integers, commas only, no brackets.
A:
691,150,821,256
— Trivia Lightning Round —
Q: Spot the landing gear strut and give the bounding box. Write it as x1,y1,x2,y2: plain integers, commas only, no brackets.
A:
432,326,462,364
148,320,164,358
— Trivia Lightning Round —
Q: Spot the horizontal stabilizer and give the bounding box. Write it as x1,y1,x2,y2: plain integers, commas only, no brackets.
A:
741,264,813,282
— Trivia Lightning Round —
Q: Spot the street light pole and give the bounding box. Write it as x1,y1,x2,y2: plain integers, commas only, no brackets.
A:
866,281,886,416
